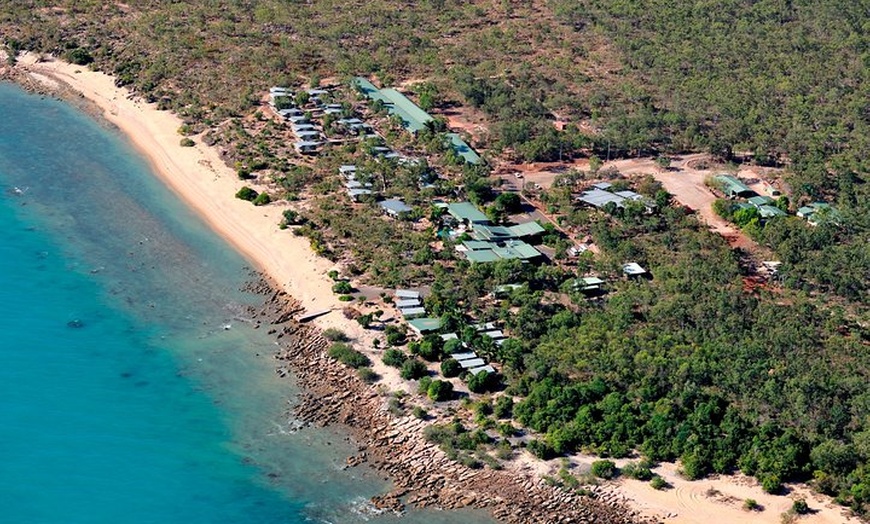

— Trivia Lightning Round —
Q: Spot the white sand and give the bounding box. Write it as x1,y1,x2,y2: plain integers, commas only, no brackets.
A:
508,451,856,524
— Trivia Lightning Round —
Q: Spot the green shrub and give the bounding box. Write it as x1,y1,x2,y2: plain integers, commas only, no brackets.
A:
252,192,271,206
427,380,454,401
281,209,304,226
179,137,195,147
410,336,443,361
792,499,809,514
494,396,514,419
440,358,461,377
412,406,428,419
331,281,353,294
650,475,668,490
498,422,518,438
382,349,407,368
235,186,258,201
743,498,761,511
400,358,428,380
495,441,514,460
474,400,493,418
527,439,556,460
357,367,379,383
327,342,370,369
467,370,500,393
323,328,349,342
386,331,406,347
66,47,93,65
761,473,782,494
591,460,618,479
338,295,353,301
443,338,463,354
622,461,654,481
385,325,407,346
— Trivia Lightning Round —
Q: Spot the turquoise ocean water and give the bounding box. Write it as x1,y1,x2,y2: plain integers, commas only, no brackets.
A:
0,83,490,524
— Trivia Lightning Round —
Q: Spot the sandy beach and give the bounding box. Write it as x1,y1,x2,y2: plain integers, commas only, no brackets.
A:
7,53,858,524
12,53,368,344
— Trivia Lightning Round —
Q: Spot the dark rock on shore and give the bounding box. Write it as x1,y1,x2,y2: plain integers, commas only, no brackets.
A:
242,272,656,524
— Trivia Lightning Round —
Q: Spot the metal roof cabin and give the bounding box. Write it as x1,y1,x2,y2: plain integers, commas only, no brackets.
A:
622,262,648,277
379,199,413,217
578,188,627,208
395,298,421,309
614,190,644,201
714,175,755,198
400,306,427,318
482,329,506,340
576,276,605,292
395,289,421,300
347,188,373,201
295,130,320,139
293,141,321,154
459,358,487,369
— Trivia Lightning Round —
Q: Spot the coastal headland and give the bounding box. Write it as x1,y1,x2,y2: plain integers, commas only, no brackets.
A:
1,53,857,524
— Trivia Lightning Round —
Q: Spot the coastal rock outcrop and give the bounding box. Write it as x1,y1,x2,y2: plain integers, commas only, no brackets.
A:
246,273,655,524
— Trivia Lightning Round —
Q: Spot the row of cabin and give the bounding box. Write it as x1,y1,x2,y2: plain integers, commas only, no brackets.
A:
394,289,425,319
439,325,499,375
340,165,414,218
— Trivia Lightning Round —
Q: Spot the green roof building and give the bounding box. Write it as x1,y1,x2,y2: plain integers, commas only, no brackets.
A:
447,202,490,224
352,77,390,104
758,205,787,219
747,195,774,207
798,202,842,226
465,250,503,263
461,239,541,263
446,133,482,165
575,276,605,292
407,317,443,334
508,221,546,238
378,88,434,133
353,78,483,162
714,174,755,198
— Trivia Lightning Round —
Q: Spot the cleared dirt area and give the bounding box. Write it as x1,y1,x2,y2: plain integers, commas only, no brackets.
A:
500,153,785,252
430,104,489,144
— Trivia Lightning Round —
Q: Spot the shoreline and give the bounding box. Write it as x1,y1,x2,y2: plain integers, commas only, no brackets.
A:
5,52,358,342
2,53,639,523
2,53,857,524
